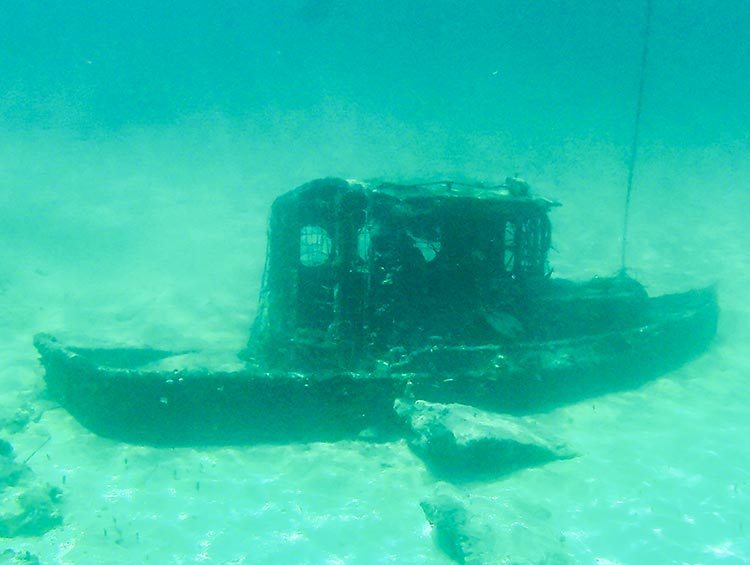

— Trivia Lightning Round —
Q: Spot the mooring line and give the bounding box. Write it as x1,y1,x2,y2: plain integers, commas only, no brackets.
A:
621,0,653,274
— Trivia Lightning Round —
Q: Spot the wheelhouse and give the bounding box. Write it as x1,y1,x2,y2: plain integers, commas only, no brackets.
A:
246,177,558,370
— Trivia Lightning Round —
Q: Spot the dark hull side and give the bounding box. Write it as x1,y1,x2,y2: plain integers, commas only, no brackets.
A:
34,287,718,446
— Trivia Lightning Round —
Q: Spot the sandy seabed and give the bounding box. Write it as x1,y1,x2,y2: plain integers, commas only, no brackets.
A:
1,124,749,564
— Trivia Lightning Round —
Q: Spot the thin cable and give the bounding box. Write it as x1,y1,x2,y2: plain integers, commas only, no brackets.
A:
620,0,653,274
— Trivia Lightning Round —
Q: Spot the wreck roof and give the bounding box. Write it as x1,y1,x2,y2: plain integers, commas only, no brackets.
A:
372,181,559,212
277,177,559,213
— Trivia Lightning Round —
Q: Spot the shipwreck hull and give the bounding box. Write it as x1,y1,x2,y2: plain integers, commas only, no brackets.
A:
35,286,718,446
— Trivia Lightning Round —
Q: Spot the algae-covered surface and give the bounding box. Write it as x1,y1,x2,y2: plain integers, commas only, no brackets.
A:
1,2,749,563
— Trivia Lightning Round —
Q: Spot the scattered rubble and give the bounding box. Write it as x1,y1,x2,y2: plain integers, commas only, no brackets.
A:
0,548,40,564
0,439,62,538
420,482,574,565
395,398,575,482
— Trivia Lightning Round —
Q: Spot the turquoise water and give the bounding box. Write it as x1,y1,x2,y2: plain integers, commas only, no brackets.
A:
1,1,749,563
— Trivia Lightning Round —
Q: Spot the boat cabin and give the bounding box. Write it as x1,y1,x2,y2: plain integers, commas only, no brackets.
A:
245,177,564,370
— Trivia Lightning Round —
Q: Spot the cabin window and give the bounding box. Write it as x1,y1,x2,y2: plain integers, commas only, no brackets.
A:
357,226,371,262
299,225,332,267
503,221,515,272
500,216,550,277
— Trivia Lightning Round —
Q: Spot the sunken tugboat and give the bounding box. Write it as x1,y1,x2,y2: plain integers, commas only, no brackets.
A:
35,177,718,445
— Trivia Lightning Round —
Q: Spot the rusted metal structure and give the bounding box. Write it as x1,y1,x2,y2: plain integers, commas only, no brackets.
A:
34,177,718,445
